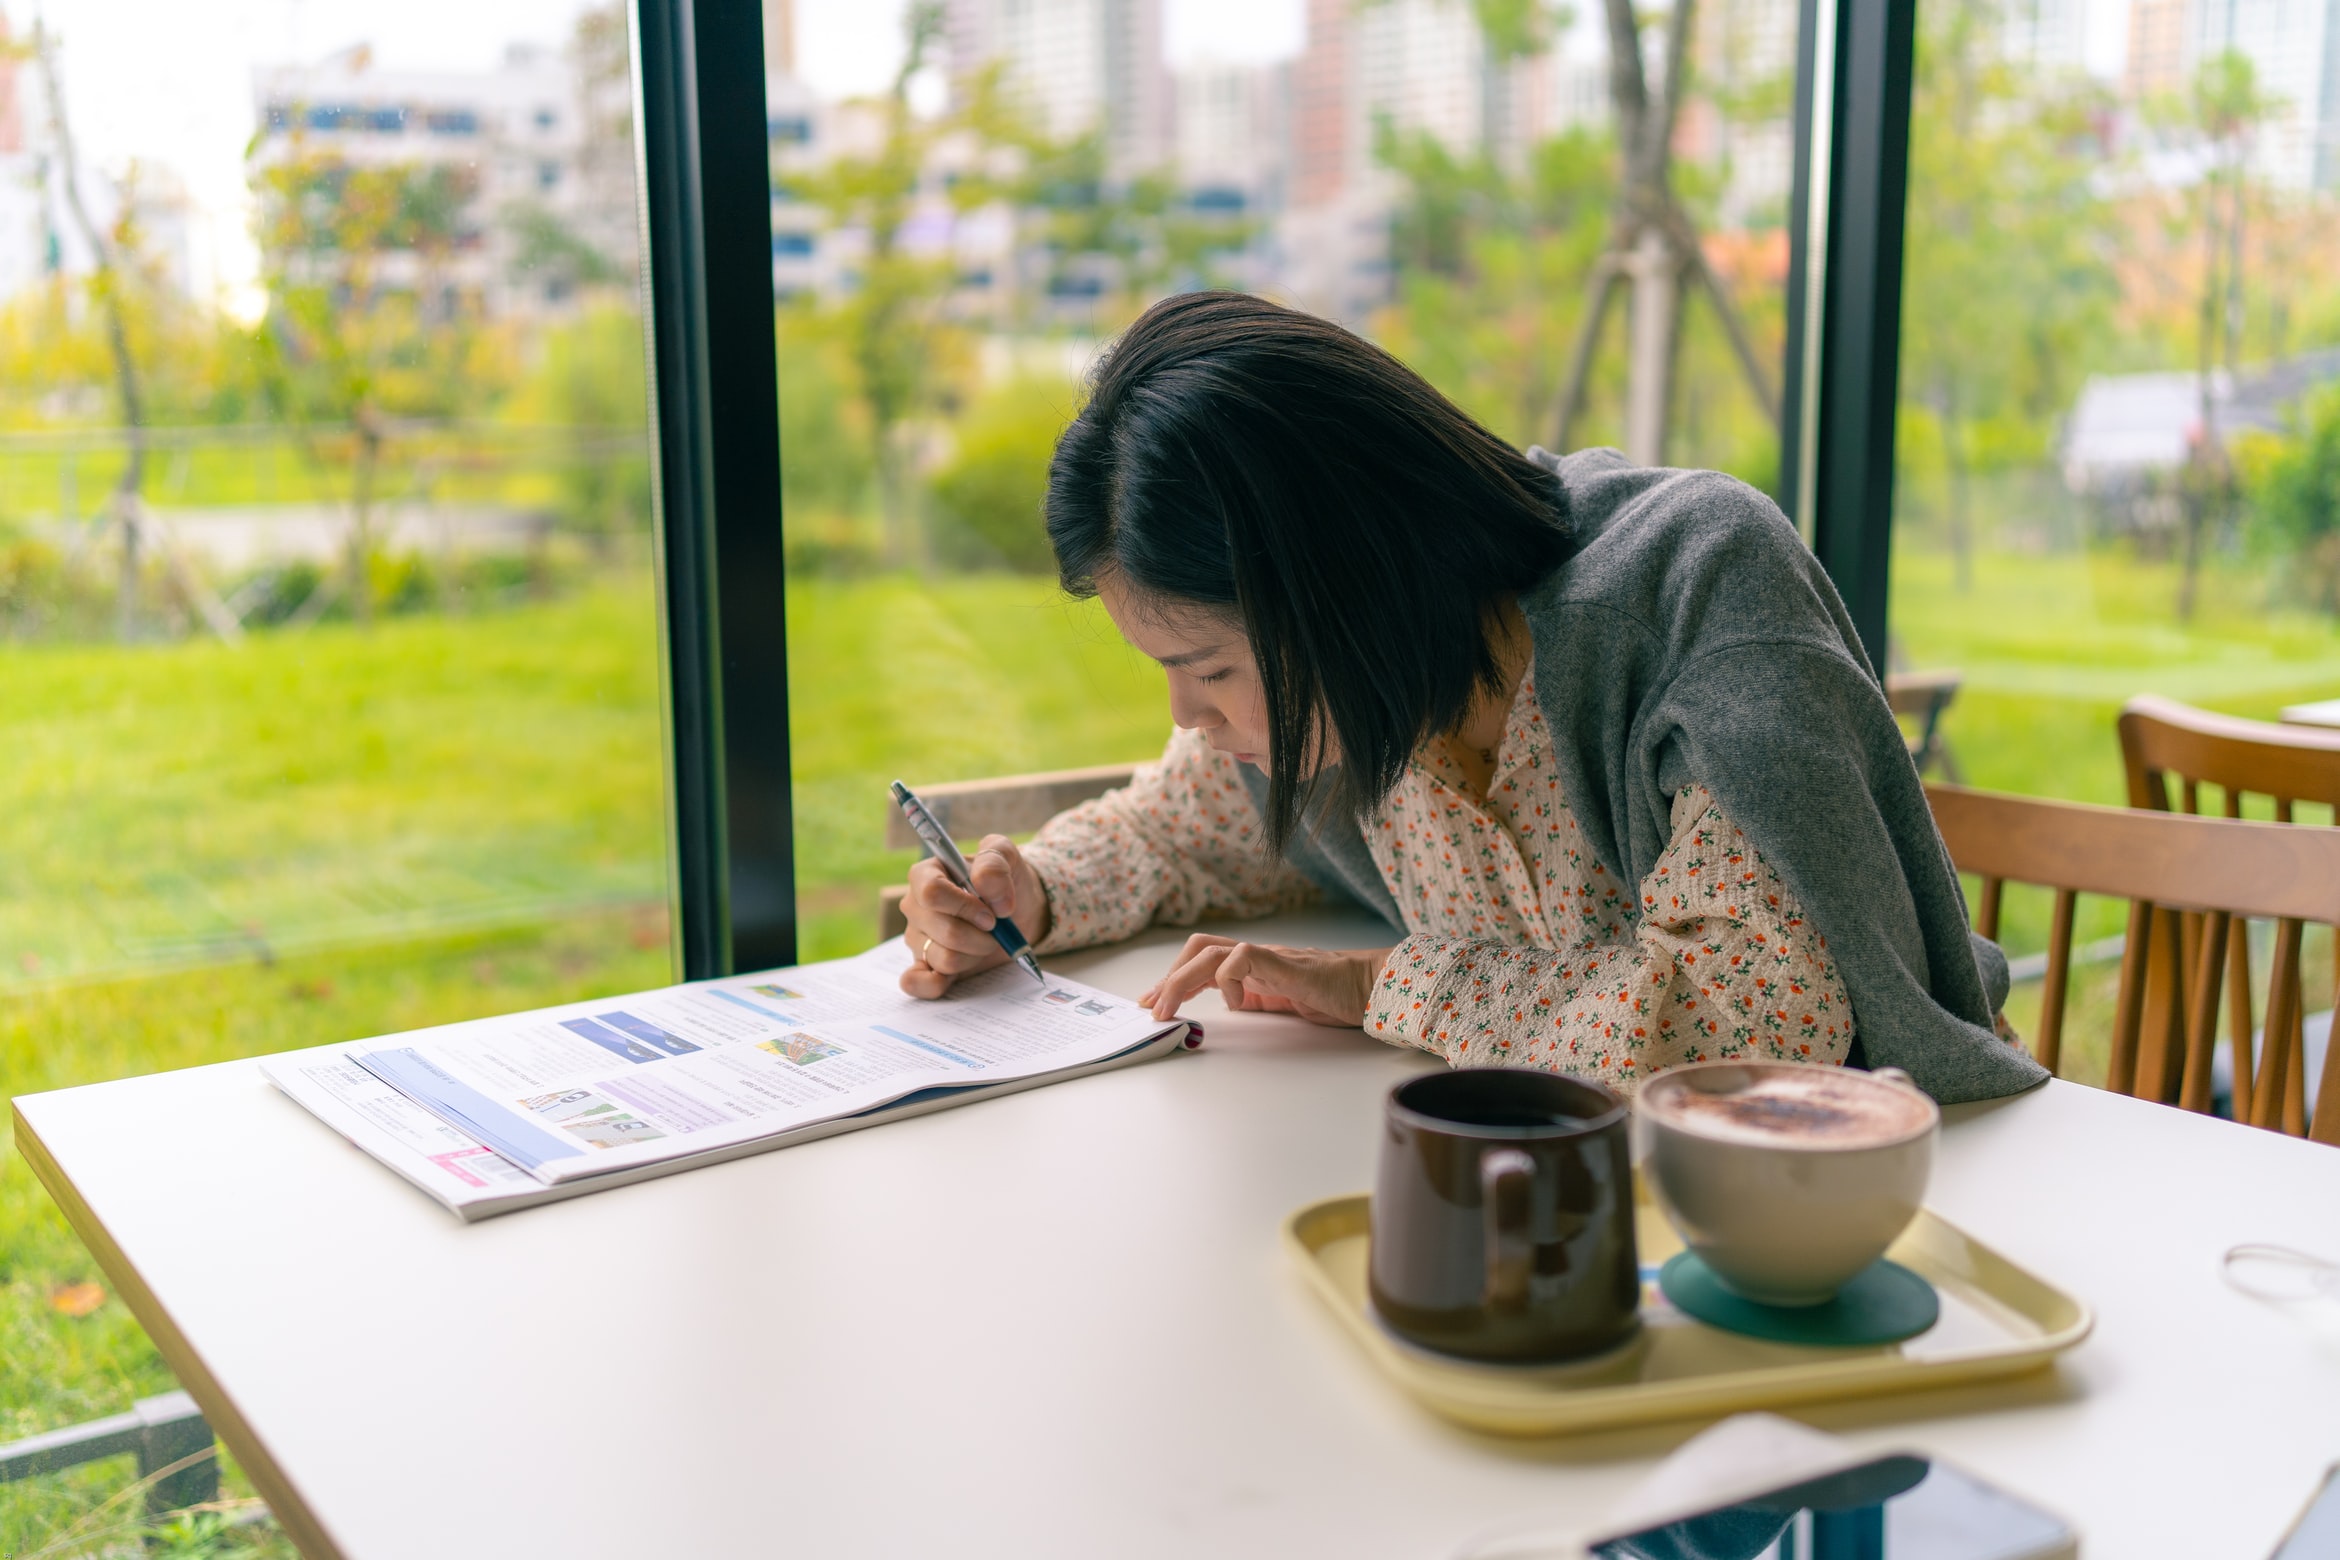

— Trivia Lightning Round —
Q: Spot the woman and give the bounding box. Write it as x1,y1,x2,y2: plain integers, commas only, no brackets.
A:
896,291,2042,1103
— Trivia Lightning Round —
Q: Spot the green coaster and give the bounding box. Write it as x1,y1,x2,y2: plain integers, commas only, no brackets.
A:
1658,1252,1940,1346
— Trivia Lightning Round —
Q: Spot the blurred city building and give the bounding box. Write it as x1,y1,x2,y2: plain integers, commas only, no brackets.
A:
944,0,1171,177
248,37,637,320
2122,0,2340,191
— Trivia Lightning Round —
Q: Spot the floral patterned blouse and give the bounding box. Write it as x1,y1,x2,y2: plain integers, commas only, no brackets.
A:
1020,672,1853,1091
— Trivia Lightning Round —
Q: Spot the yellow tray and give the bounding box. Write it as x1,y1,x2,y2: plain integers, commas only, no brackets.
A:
1285,1190,2093,1437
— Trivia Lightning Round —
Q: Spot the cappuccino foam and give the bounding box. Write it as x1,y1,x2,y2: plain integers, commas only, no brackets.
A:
1648,1069,1932,1147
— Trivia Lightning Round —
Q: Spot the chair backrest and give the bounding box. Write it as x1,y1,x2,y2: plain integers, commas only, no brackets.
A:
2115,696,2340,1136
1926,783,2340,1144
2119,694,2340,817
880,763,1140,852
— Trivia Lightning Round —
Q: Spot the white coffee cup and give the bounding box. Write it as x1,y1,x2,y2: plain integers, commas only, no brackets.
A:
1637,1060,1939,1307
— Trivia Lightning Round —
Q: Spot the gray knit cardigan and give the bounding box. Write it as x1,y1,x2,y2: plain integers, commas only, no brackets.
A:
1236,446,2047,1105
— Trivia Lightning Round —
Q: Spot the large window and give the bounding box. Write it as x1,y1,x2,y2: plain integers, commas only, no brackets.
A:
773,0,1806,959
0,0,667,1546
1889,0,2340,1082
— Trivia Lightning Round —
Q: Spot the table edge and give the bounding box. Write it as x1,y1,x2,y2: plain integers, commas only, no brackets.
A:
12,1094,349,1560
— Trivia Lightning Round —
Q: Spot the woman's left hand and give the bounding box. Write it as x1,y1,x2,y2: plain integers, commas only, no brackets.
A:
1139,935,1390,1028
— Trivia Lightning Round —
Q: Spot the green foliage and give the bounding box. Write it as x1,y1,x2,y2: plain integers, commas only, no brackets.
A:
776,300,877,525
1375,127,1616,448
926,378,1077,572
2240,383,2340,609
1896,0,2120,580
509,299,653,545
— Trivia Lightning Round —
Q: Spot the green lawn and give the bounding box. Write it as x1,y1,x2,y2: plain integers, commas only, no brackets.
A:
1893,546,2340,1085
6,548,2337,1544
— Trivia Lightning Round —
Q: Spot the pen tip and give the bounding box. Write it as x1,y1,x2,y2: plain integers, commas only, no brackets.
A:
1021,955,1046,986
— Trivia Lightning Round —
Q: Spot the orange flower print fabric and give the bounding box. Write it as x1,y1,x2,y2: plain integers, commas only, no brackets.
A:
1361,673,1852,1090
1019,727,1321,953
1017,678,1851,1093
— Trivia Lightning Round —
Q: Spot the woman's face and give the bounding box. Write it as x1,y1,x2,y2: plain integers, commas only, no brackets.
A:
1099,574,1273,768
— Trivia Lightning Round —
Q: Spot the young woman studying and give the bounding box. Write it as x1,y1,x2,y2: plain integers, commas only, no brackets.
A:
894,291,2044,1104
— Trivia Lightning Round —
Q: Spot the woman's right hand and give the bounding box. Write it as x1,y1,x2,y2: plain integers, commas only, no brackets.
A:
898,833,1052,999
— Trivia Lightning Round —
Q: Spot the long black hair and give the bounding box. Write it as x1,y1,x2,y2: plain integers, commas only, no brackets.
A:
1045,290,1575,849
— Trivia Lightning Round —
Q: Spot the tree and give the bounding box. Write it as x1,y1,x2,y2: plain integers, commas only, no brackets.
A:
782,2,971,567
250,133,495,622
2153,50,2273,619
27,21,242,642
1377,127,1617,448
1896,0,2117,590
1547,0,1780,464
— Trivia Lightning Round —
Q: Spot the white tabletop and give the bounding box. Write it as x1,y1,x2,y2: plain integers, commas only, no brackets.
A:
17,907,2340,1560
2281,697,2340,730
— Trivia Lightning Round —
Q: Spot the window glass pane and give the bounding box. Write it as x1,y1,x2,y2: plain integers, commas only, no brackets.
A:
779,0,1802,959
1890,0,2340,1083
1,0,666,1540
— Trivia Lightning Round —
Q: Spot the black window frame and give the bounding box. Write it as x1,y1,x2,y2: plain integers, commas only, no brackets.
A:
630,0,1920,970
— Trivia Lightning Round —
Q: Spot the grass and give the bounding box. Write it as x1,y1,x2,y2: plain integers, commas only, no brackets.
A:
0,583,671,989
784,574,1170,958
6,546,2338,1543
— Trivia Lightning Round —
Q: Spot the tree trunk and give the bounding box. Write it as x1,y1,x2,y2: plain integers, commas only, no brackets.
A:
349,423,381,625
1936,375,1974,592
2180,162,2226,622
1624,228,1682,466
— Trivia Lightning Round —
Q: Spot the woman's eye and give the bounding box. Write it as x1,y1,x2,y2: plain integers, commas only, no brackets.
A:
1196,669,1231,685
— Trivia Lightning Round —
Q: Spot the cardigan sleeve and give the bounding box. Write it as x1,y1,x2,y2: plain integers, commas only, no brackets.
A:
1018,727,1322,954
1363,786,1853,1090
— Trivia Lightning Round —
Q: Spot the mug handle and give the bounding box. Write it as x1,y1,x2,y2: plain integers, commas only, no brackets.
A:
1482,1147,1536,1311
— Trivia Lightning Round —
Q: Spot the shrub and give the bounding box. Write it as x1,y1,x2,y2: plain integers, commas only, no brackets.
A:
2240,381,2340,612
925,378,1076,573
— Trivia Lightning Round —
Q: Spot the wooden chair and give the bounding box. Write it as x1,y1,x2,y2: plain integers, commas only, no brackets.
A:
2117,696,2340,1134
1925,782,2340,1143
1886,669,1964,782
876,762,1141,940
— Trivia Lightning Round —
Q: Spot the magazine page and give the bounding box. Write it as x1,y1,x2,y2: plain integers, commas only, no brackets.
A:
261,1047,533,1213
348,940,1177,1185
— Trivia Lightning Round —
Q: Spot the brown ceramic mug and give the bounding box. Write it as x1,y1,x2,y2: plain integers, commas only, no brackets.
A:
1367,1067,1640,1364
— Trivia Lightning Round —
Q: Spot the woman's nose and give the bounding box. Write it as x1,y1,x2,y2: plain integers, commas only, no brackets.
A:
1166,682,1221,731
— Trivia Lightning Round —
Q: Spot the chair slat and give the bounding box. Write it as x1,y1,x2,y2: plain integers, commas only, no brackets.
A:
2182,777,2201,815
2133,905,2188,1106
2036,887,2076,1076
2228,925,2257,1126
2108,900,2154,1099
1976,877,2003,943
2253,920,2304,1132
2313,964,2340,1146
2179,911,2228,1114
2284,998,2309,1138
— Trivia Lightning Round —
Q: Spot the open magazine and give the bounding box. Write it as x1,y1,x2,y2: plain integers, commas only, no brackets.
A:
261,940,1195,1220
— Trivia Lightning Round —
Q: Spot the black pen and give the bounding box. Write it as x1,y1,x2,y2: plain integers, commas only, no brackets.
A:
890,780,1047,986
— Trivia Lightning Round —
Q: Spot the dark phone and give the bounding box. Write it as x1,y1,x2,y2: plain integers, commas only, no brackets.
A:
1590,1454,2075,1560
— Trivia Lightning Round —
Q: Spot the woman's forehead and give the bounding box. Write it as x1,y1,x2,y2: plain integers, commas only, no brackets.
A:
1097,575,1243,665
